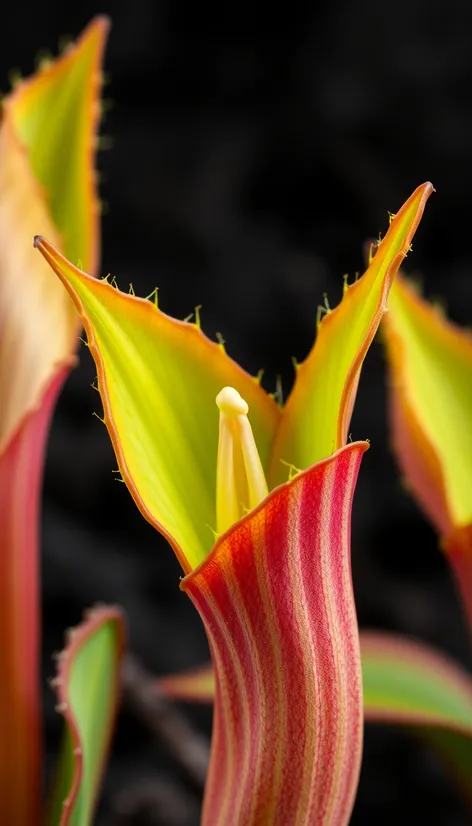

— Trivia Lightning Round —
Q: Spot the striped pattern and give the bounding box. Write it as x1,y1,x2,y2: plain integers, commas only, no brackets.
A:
183,442,366,826
0,367,68,826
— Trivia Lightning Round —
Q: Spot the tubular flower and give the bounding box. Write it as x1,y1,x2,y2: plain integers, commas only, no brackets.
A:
0,19,108,825
36,183,432,825
383,271,472,630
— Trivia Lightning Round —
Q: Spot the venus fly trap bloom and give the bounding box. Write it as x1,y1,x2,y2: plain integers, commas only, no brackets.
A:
36,182,432,825
0,19,124,826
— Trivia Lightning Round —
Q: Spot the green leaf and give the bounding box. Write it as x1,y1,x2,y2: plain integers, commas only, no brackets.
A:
268,183,434,487
157,631,472,805
362,632,472,803
46,606,125,826
34,236,279,573
6,17,108,274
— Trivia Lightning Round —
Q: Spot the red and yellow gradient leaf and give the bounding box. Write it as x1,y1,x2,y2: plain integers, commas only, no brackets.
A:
5,16,108,274
34,182,432,573
269,183,434,487
362,632,472,805
157,663,215,704
182,442,367,826
0,20,108,823
46,606,125,826
385,274,472,536
384,275,472,627
0,369,68,826
0,123,71,453
33,237,280,572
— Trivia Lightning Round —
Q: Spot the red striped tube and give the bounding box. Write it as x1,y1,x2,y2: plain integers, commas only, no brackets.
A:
182,441,367,826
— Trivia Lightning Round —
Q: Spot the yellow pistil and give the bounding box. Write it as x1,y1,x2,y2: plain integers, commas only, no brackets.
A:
216,386,269,534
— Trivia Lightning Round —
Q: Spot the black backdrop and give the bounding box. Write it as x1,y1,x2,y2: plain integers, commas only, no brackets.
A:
3,2,472,823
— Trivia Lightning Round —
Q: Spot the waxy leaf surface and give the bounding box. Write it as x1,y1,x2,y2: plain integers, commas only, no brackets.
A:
0,16,107,449
34,238,280,572
47,606,125,826
157,632,472,805
385,274,472,535
384,274,472,630
0,370,67,825
0,20,108,825
34,182,432,572
183,443,367,826
7,16,108,273
269,183,434,487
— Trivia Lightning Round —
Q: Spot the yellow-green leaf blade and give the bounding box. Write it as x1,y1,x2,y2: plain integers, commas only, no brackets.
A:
46,606,125,826
269,183,433,487
6,16,108,273
385,274,472,532
35,237,280,572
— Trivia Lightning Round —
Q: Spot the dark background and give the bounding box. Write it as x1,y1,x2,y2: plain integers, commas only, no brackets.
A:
3,1,472,823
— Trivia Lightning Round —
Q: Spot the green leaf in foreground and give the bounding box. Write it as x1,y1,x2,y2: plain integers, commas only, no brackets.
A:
46,605,125,826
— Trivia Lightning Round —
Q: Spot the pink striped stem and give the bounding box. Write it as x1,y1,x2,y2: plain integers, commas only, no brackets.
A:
182,442,367,826
0,365,71,826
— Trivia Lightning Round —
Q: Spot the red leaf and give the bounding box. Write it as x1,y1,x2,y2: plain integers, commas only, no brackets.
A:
0,368,68,824
182,442,367,826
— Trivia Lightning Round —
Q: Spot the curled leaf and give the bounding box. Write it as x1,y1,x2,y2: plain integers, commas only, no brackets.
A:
157,632,472,807
384,274,472,536
32,236,280,571
0,21,108,825
46,606,125,826
269,183,434,486
362,631,472,804
0,369,67,826
183,443,367,826
0,17,108,452
384,274,472,630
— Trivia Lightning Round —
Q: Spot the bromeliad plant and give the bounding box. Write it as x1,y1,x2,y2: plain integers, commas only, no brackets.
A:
0,19,124,826
34,182,455,826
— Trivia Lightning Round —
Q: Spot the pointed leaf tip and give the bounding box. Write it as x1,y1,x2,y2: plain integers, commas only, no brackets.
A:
6,15,110,273
0,18,108,451
268,183,433,487
34,237,280,572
